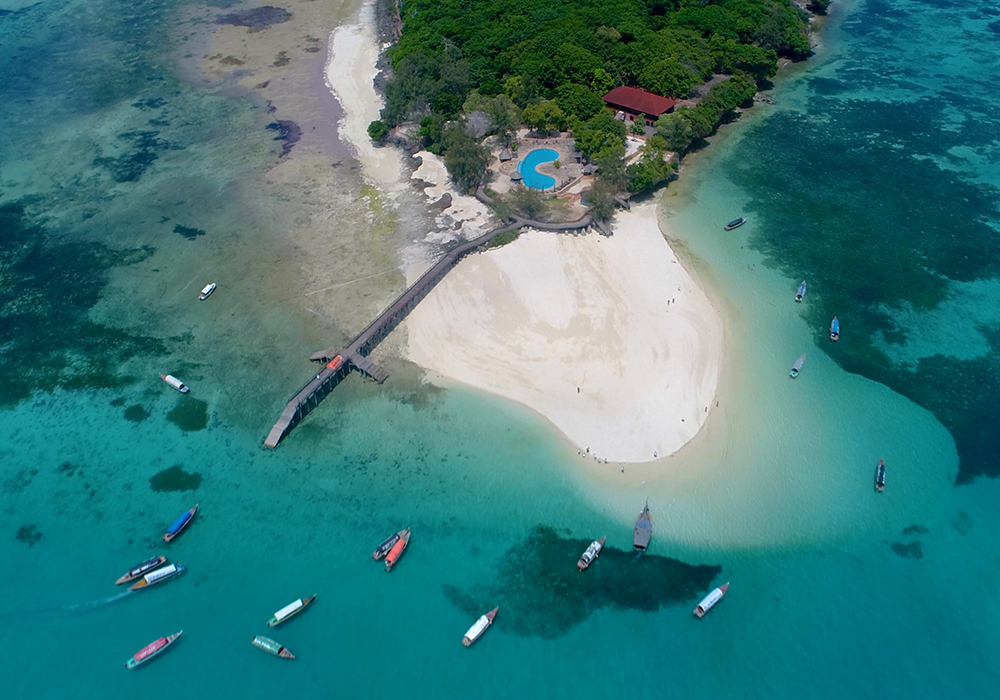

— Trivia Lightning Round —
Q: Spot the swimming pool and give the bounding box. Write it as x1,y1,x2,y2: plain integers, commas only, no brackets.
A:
517,148,559,190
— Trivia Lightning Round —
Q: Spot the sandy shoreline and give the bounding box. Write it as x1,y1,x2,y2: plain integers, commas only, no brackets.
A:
406,203,723,463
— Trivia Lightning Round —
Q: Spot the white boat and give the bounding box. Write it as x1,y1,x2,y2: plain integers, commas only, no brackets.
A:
160,374,189,393
268,595,316,627
198,283,216,300
577,536,606,571
462,606,498,647
694,582,729,618
128,563,185,591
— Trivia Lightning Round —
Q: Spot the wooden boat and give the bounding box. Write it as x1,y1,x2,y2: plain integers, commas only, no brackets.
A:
116,556,167,585
372,531,401,560
875,458,886,493
795,280,807,302
577,536,606,571
790,354,805,379
128,563,184,591
268,595,317,627
633,501,652,553
724,217,747,231
462,607,498,647
694,583,729,618
252,635,294,659
830,316,840,342
124,630,182,669
163,504,198,543
384,528,410,571
198,283,216,300
160,374,189,393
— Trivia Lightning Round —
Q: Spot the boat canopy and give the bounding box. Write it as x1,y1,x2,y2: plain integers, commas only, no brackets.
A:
274,599,303,620
465,615,490,641
146,564,177,582
167,511,191,534
698,588,724,611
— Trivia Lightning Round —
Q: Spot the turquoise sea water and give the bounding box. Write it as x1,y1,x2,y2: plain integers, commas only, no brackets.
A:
3,0,1000,698
517,148,558,190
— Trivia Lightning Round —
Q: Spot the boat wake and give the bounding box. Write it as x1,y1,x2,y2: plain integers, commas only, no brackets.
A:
64,590,133,613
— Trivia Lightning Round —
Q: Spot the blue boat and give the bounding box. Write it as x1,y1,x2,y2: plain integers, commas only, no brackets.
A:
795,281,807,302
830,316,840,341
163,504,198,543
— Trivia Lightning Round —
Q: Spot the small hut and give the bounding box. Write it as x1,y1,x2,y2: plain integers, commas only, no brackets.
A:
499,148,512,163
510,171,523,183
582,164,596,176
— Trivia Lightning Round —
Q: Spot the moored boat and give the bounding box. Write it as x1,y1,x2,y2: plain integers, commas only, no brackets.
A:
633,501,652,553
384,528,410,571
252,636,295,659
198,283,216,300
790,354,805,379
268,595,317,627
830,316,840,342
160,374,189,393
577,536,606,571
462,607,498,647
372,531,401,561
795,280,807,302
124,630,182,669
128,563,185,591
724,216,747,231
116,556,167,585
875,458,886,493
694,583,730,618
163,504,198,543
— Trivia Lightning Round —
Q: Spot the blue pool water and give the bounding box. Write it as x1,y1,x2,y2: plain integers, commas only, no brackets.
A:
517,148,558,189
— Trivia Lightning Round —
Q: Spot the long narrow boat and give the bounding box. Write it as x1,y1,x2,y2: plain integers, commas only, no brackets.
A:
163,504,198,543
116,556,167,585
795,280,807,302
790,354,805,379
633,501,652,553
160,374,189,393
724,216,747,231
372,531,401,561
830,316,840,342
268,595,317,627
577,536,606,571
694,583,730,618
128,563,185,591
384,528,411,571
462,607,498,647
875,458,886,493
252,636,295,659
124,630,183,669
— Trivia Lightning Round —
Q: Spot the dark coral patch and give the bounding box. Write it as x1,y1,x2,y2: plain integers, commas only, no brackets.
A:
16,524,42,546
173,224,206,240
124,404,150,422
2,468,38,494
891,541,923,559
443,526,722,638
216,6,291,31
167,396,208,431
149,464,202,492
266,120,301,157
902,524,929,535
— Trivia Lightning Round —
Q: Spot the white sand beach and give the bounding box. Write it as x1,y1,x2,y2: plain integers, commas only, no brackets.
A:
406,203,724,463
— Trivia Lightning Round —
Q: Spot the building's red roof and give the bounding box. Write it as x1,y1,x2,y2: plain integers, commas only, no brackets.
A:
602,87,678,116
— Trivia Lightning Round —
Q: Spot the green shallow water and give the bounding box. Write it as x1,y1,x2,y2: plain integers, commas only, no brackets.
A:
3,0,1000,697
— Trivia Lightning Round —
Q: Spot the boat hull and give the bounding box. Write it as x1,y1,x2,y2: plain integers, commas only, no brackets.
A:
875,459,886,493
253,636,294,659
634,503,652,553
577,536,606,571
116,556,167,585
384,528,410,571
163,504,198,543
694,583,729,618
268,595,316,627
125,631,182,669
462,607,498,647
724,217,746,231
128,563,184,591
160,374,189,393
198,283,216,300
372,532,401,560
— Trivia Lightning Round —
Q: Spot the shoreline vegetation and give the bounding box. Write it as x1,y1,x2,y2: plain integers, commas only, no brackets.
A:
369,0,829,219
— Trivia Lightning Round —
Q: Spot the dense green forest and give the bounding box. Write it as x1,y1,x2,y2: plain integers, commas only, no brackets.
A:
373,0,819,202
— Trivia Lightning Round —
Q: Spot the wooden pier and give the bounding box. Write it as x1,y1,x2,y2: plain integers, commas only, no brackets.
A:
264,213,593,448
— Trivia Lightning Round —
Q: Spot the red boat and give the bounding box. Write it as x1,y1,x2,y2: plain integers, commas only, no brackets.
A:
125,630,182,669
384,528,410,571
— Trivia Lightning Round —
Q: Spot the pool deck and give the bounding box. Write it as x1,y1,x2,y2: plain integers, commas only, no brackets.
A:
492,133,583,196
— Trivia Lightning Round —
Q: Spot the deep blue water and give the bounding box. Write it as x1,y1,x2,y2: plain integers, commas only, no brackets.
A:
518,148,558,189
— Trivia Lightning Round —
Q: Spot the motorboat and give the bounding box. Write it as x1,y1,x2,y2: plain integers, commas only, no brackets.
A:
128,563,184,591
724,217,747,231
462,607,498,647
384,528,410,571
198,283,216,300
116,556,167,585
796,281,807,302
268,595,317,627
830,316,840,341
372,531,401,561
633,501,652,553
577,536,606,571
790,354,805,378
694,583,729,618
876,458,886,493
160,374,189,393
163,504,198,543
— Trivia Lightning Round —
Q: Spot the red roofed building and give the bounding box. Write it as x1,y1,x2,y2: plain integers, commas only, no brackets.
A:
602,87,678,127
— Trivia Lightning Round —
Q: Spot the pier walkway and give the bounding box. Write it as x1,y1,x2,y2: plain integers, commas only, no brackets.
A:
264,213,594,448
